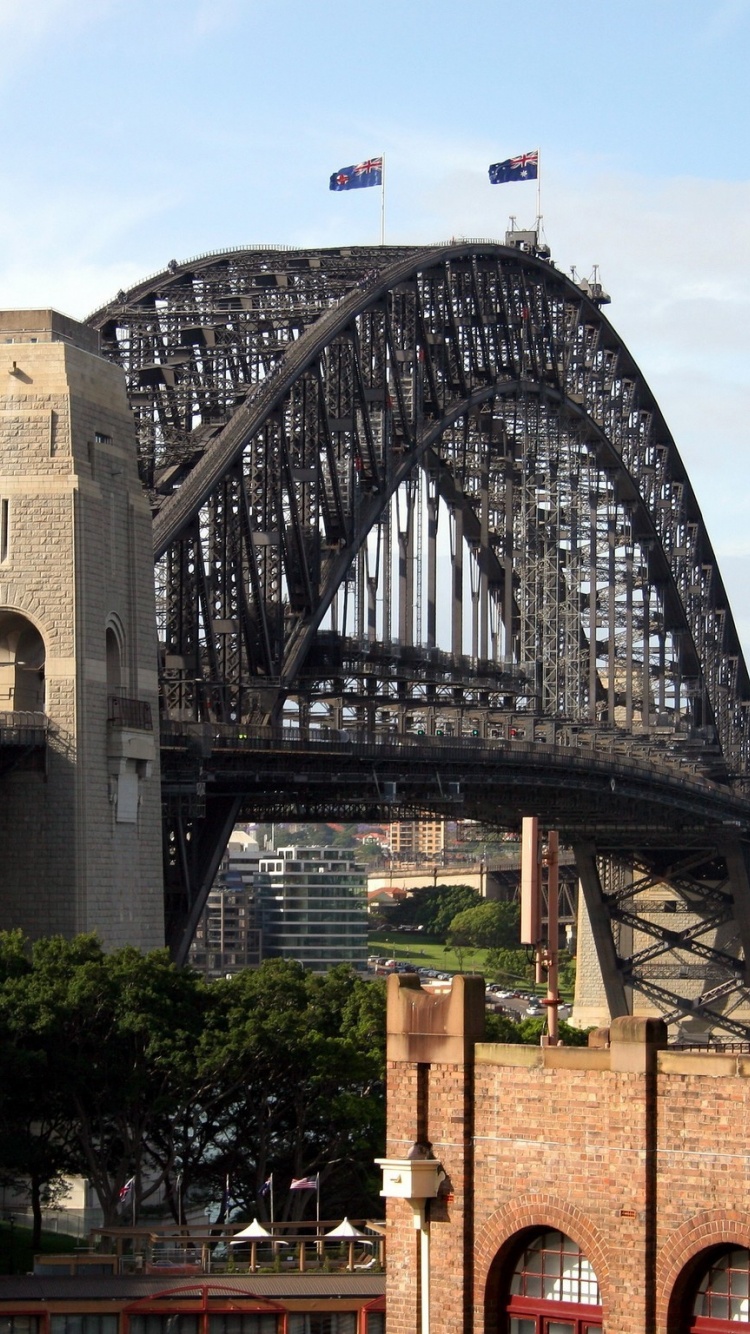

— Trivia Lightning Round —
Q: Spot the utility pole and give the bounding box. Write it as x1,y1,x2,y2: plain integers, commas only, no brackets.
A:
520,816,561,1044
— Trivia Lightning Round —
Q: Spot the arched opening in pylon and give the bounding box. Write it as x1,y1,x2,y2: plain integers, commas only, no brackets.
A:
0,610,45,713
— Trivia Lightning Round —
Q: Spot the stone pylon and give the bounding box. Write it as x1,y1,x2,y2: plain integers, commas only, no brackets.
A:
0,310,164,950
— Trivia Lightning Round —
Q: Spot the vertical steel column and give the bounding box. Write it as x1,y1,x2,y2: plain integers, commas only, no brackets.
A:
642,583,651,729
625,537,634,729
502,461,514,662
480,452,490,662
608,512,616,721
544,831,560,1046
383,501,392,644
470,546,480,661
451,506,464,659
426,477,438,649
589,495,598,720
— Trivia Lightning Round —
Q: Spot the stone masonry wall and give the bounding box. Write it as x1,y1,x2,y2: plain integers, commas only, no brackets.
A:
0,318,163,950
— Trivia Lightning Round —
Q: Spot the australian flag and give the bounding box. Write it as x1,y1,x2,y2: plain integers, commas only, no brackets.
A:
330,157,383,191
488,151,538,184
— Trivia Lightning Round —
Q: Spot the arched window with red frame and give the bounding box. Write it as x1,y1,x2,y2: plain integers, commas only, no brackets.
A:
502,1229,602,1334
690,1248,750,1329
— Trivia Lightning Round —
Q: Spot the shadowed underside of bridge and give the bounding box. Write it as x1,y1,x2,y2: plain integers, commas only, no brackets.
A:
89,237,750,1037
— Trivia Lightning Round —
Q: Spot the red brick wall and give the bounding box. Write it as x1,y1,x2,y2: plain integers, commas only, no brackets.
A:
383,976,750,1334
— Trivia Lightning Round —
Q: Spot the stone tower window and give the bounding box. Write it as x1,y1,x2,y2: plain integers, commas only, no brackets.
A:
106,625,122,693
0,498,9,563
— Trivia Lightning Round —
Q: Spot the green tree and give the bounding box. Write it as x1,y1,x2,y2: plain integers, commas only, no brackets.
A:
446,900,520,951
0,934,208,1226
484,947,534,987
0,1031,74,1249
190,961,386,1222
514,1016,590,1046
383,884,480,936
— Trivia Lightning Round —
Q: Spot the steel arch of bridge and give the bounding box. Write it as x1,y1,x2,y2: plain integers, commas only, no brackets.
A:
90,240,750,1037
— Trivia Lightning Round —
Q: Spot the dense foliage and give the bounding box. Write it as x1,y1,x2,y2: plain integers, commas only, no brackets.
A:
382,883,480,935
0,934,386,1240
0,929,586,1246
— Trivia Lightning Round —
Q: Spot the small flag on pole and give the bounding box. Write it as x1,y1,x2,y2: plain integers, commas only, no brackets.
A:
488,151,538,184
330,157,383,191
290,1174,318,1190
260,1175,273,1197
119,1176,135,1201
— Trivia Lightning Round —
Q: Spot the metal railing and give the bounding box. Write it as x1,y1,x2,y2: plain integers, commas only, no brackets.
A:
0,711,48,745
107,695,153,731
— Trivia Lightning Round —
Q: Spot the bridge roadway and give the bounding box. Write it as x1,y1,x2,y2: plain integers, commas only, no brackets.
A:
160,720,750,1038
161,721,750,839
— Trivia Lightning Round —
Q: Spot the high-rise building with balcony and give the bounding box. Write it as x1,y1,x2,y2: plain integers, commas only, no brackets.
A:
389,819,445,860
255,846,368,972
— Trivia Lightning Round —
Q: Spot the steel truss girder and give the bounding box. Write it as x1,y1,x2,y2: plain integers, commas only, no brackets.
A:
90,246,750,1017
580,839,750,1036
91,243,750,782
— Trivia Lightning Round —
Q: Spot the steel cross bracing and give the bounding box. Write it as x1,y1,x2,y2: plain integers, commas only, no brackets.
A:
90,241,750,1036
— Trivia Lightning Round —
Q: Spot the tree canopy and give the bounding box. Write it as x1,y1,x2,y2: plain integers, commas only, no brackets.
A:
383,883,480,936
0,929,586,1240
446,900,520,951
0,937,387,1232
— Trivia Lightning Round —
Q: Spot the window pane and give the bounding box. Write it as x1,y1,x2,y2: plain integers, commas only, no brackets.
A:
131,1319,199,1334
287,1318,357,1334
52,1320,118,1334
510,1230,601,1309
208,1320,278,1334
693,1247,750,1319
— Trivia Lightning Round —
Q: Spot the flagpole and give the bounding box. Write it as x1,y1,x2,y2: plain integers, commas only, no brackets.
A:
270,1174,274,1227
316,1173,321,1260
536,146,542,231
380,152,386,246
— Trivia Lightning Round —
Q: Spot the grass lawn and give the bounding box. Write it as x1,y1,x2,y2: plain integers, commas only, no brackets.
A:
368,931,535,988
0,1219,80,1275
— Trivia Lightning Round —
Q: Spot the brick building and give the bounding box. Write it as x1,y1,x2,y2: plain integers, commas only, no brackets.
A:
381,972,750,1334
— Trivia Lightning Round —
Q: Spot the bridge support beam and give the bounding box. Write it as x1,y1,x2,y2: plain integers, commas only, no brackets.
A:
573,841,630,1024
720,838,750,986
166,794,243,965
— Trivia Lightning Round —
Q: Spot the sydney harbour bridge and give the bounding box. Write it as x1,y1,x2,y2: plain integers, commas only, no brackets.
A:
86,233,750,1037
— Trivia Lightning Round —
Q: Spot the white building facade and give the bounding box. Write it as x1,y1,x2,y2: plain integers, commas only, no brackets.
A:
256,846,368,972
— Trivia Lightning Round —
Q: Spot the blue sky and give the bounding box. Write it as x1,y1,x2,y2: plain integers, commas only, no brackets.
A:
1,0,749,645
